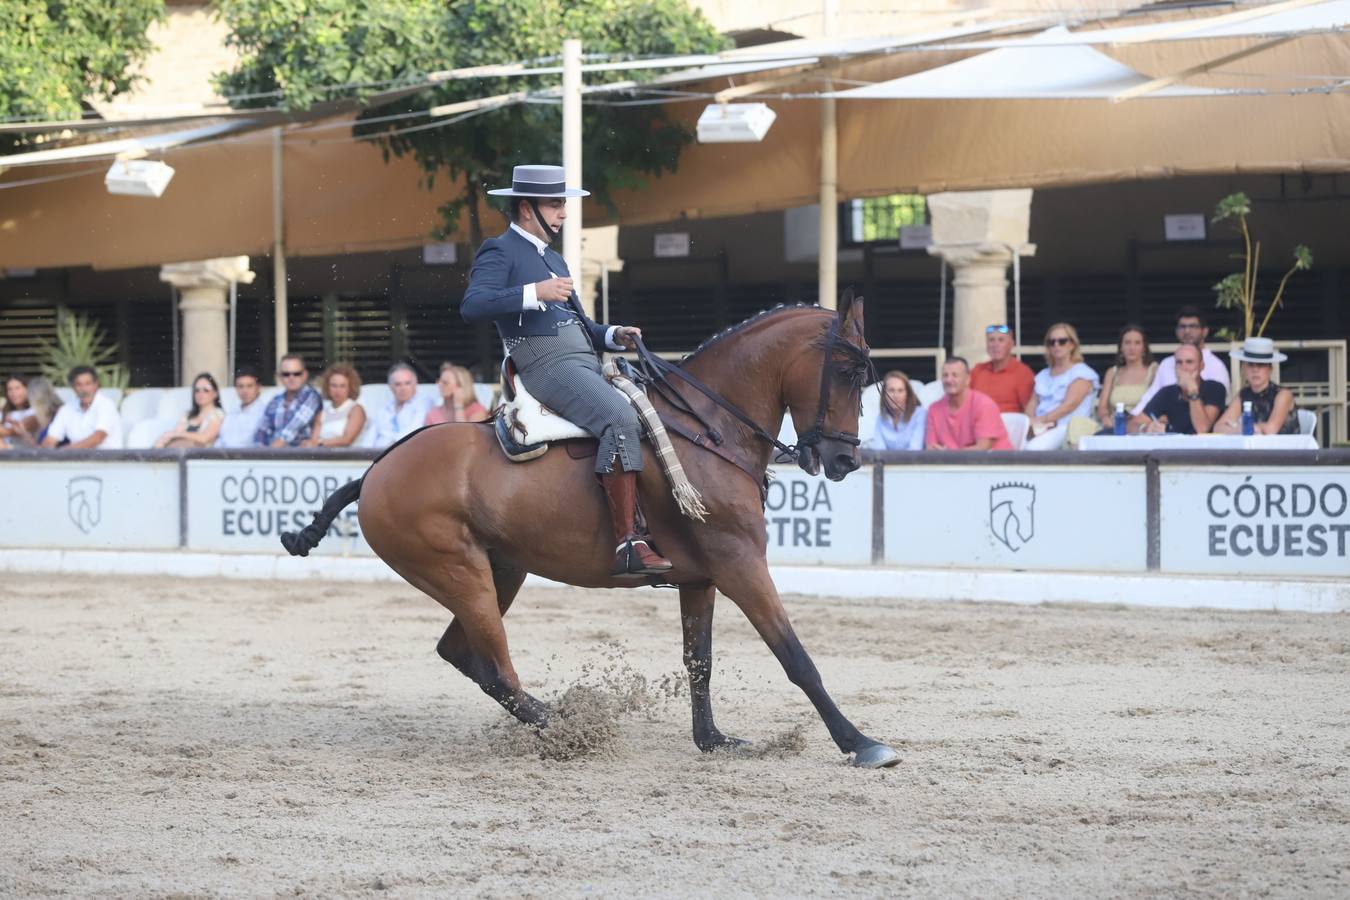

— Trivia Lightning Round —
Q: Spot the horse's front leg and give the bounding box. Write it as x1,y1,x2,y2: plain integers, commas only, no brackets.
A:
715,561,900,768
679,583,746,752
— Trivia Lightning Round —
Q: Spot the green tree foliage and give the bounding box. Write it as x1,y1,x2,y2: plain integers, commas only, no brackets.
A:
1211,192,1313,339
0,0,164,123
38,314,130,391
215,0,729,243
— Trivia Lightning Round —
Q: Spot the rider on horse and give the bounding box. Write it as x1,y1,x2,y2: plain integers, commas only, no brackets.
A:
461,164,673,578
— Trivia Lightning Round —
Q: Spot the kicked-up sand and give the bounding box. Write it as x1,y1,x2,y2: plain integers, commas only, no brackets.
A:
1,573,1348,897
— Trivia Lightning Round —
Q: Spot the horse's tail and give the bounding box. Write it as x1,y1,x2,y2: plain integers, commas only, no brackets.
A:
280,476,363,558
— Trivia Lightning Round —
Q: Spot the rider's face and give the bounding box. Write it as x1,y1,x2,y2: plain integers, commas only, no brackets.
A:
524,198,566,239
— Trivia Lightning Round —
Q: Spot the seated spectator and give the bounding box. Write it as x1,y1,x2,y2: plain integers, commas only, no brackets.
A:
309,363,368,447
426,362,489,425
1096,324,1158,423
217,366,268,448
365,363,433,448
1132,304,1230,414
155,373,225,448
925,357,1012,451
22,377,62,446
254,354,321,447
1214,337,1298,435
0,374,38,447
41,366,123,449
864,370,926,451
1025,323,1099,451
970,324,1035,414
1129,343,1224,435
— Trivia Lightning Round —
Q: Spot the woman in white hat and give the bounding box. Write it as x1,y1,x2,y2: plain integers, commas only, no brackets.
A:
1214,336,1298,435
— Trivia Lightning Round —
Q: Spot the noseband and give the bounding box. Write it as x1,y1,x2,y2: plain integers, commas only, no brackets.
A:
631,316,874,467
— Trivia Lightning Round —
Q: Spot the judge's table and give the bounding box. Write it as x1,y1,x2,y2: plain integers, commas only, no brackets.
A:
1077,434,1318,451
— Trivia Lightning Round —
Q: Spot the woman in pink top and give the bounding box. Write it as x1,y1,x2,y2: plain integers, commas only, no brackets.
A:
426,363,489,425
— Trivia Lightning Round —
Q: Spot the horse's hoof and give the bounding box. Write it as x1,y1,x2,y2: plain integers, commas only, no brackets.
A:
697,734,750,754
852,744,901,769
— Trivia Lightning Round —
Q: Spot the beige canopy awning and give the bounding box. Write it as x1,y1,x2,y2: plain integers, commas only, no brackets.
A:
2,9,1348,270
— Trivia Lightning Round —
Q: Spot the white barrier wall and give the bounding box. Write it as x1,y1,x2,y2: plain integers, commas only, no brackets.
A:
0,461,179,550
1161,467,1350,575
884,466,1148,572
187,460,372,555
764,466,871,565
1,453,1346,578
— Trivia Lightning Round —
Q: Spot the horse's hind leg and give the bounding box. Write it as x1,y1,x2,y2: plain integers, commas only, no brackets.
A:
409,558,548,728
715,564,899,768
679,583,745,752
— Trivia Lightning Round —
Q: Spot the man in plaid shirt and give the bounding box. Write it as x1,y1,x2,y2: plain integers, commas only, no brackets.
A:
254,354,322,447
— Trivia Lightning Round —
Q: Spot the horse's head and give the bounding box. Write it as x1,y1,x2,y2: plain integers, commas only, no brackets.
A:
785,288,876,481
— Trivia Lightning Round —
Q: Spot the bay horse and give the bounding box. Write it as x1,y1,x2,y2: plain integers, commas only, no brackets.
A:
283,292,900,768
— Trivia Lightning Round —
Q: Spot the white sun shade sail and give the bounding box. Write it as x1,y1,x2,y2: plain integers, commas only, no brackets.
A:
830,28,1235,99
946,0,1350,48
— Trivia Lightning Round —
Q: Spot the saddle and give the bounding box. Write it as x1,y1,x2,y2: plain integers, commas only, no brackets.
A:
494,357,637,462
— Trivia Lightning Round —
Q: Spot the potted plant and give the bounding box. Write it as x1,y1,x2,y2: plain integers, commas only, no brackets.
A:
1211,192,1313,339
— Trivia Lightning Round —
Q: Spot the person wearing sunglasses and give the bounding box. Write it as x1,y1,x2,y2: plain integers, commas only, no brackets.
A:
1025,323,1100,451
1131,305,1231,415
155,372,224,448
970,324,1035,414
253,354,322,447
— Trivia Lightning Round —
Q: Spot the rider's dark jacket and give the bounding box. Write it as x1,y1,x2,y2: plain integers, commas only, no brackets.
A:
461,227,610,353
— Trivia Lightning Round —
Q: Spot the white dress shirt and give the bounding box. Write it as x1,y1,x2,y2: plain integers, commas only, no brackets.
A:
1131,348,1230,415
216,399,266,448
46,391,123,449
364,394,433,448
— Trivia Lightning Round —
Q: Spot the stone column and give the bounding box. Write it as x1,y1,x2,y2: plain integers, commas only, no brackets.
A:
580,225,622,323
160,257,256,386
926,190,1036,364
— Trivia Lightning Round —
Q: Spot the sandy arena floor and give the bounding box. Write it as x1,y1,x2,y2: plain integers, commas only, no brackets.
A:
2,573,1348,897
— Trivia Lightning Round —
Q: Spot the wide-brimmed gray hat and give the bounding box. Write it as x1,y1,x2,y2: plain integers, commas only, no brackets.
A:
1232,335,1287,364
487,164,589,198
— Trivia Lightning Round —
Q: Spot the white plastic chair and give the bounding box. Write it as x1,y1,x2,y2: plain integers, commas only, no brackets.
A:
55,387,76,407
117,389,164,430
156,386,192,421
100,387,123,407
357,383,393,422
1001,412,1029,451
218,386,241,413
916,381,945,407
1297,409,1317,436
125,416,177,449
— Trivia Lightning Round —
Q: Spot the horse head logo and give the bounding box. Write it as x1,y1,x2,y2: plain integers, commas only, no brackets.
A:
67,476,103,534
989,481,1035,552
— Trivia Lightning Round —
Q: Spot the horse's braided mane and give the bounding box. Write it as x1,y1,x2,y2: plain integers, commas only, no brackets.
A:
681,303,828,363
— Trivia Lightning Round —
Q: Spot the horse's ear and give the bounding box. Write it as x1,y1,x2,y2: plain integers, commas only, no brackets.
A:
837,286,855,317
838,287,865,337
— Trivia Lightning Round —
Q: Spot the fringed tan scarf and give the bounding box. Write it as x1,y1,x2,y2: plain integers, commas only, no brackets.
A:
603,361,708,522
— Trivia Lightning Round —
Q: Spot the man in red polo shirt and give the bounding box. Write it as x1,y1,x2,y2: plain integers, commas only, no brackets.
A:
926,357,1013,451
970,323,1035,414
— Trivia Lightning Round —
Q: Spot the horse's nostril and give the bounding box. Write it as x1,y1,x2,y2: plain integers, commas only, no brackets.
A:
835,454,859,472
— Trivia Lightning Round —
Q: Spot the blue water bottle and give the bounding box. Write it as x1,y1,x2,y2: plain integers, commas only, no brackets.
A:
1241,401,1255,436
1113,402,1127,436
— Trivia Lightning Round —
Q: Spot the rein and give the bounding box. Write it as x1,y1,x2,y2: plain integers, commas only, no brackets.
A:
628,315,873,483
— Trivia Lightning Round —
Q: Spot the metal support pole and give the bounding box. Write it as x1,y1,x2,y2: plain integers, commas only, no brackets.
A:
817,91,838,310
817,0,838,310
1011,250,1022,361
271,127,288,365
562,39,585,313
937,257,947,351
228,279,238,381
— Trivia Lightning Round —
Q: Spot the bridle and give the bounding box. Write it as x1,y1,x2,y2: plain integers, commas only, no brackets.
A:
630,314,876,471
790,317,876,456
